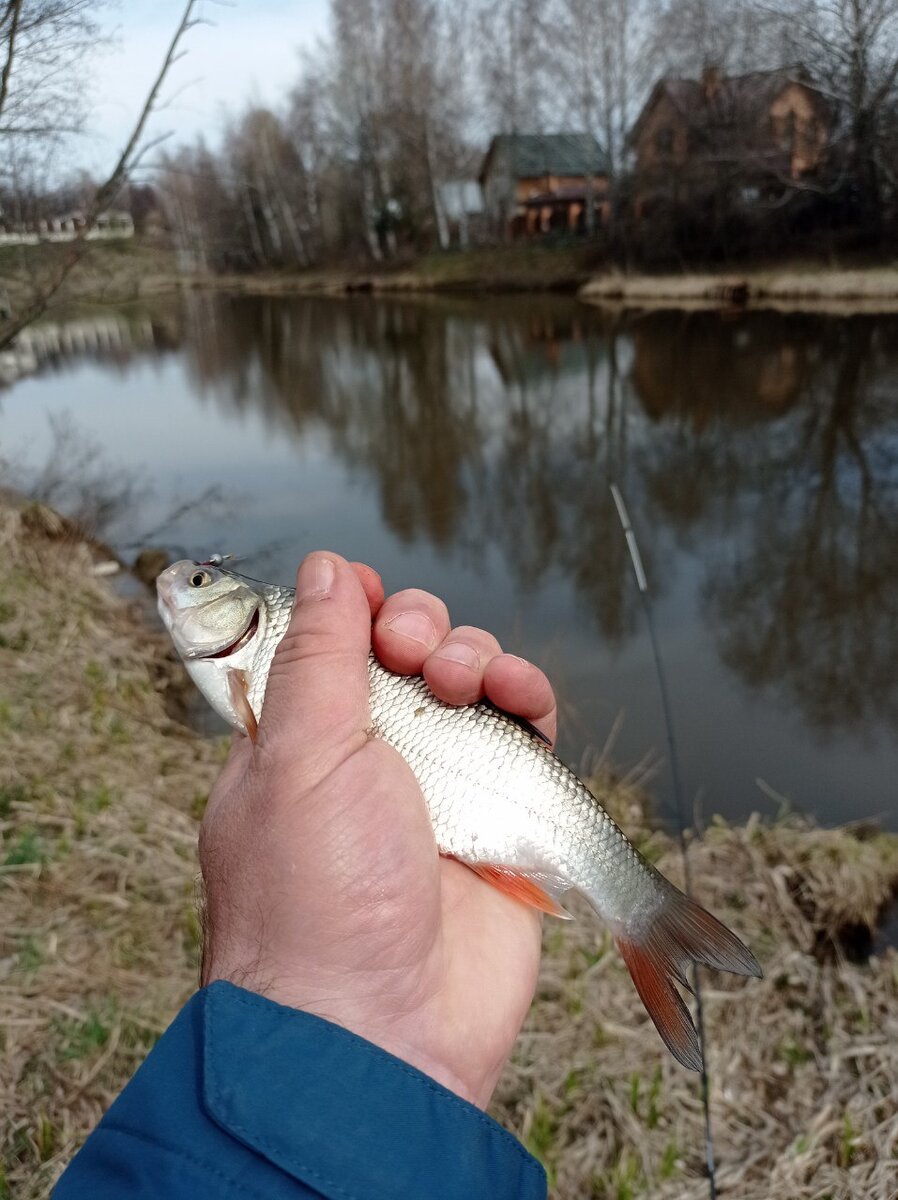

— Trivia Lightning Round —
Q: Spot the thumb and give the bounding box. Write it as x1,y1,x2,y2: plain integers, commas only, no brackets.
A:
257,552,373,788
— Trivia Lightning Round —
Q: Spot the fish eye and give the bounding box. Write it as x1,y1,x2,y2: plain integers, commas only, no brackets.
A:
190,569,212,588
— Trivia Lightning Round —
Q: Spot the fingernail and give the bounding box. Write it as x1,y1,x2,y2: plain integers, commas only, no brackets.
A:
296,555,335,603
432,641,480,672
384,610,437,648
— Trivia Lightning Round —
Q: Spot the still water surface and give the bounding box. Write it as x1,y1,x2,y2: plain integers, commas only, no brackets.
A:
4,293,897,831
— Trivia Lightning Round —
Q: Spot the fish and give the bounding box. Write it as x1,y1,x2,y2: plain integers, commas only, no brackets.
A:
156,558,761,1071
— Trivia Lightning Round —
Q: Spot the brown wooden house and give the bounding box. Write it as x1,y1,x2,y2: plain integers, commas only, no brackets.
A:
628,66,833,216
479,133,611,239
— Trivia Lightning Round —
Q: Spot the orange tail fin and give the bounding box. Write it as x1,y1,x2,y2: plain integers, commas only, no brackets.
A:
615,888,761,1072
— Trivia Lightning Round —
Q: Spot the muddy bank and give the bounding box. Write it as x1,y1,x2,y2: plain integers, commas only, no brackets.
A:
1,500,896,1199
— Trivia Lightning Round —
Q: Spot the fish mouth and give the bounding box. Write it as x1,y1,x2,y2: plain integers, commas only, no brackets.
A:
199,607,260,659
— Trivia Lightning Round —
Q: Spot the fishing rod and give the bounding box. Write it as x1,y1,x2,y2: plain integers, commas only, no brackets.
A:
609,483,718,1200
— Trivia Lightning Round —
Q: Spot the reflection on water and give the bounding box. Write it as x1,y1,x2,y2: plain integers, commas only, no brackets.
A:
4,294,897,829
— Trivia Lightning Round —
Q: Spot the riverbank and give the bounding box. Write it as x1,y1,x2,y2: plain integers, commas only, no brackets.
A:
1,498,897,1198
188,252,898,312
580,265,898,313
0,240,181,316
5,240,898,313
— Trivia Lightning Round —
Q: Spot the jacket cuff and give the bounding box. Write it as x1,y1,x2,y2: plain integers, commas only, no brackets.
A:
202,982,546,1200
55,982,546,1200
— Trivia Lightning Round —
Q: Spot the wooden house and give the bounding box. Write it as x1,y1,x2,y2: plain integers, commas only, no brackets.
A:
478,133,611,239
628,66,833,215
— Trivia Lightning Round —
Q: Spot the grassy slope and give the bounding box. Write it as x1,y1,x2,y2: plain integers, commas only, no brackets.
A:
0,499,896,1199
0,240,181,314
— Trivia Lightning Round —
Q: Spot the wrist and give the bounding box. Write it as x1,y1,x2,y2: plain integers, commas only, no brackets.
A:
203,965,496,1108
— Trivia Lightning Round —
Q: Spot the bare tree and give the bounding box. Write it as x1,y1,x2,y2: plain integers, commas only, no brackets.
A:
650,0,786,77
770,0,898,234
0,1,104,145
475,0,554,134
0,1,201,350
552,0,654,176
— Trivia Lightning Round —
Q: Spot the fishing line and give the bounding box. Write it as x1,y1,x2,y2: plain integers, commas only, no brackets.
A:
610,483,718,1200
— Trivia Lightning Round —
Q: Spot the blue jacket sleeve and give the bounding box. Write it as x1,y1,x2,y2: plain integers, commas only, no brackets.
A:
54,981,547,1200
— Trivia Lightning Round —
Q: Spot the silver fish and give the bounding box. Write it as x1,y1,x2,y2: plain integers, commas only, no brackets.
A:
156,558,760,1070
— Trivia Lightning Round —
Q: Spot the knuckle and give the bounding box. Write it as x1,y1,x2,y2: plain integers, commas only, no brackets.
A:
272,623,341,670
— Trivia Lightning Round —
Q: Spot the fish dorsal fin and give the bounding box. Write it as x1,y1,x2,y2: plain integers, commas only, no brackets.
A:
479,699,552,747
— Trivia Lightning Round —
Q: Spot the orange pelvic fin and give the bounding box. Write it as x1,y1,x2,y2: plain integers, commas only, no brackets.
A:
468,864,573,919
227,669,258,742
615,888,761,1072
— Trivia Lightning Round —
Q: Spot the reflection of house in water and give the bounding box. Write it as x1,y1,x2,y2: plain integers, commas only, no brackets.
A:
487,308,600,385
630,312,811,427
0,314,158,387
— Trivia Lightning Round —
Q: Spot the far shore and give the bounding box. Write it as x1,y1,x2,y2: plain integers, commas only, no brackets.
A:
5,240,898,317
180,256,898,314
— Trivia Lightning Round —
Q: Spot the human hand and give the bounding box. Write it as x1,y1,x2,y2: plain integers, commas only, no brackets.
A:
198,552,558,1108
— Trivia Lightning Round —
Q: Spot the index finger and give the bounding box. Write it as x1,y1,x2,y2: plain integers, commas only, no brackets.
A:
350,561,384,616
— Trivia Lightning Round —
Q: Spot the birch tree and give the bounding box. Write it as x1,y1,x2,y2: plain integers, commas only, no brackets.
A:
551,0,653,174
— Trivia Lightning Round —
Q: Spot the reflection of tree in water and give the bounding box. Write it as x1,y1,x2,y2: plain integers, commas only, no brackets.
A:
634,312,898,731
183,294,481,546
182,292,649,640
181,295,898,729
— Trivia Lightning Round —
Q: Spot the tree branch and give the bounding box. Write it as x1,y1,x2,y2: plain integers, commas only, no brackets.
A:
0,0,23,124
0,0,199,350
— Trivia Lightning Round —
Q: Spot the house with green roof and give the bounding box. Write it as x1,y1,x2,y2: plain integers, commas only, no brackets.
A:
478,133,611,239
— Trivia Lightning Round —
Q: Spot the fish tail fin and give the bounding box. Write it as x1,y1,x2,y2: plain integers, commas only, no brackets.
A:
615,887,761,1072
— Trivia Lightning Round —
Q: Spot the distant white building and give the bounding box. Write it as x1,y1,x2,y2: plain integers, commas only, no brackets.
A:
437,180,485,249
0,208,134,245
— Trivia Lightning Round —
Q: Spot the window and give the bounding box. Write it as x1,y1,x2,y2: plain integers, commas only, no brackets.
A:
655,126,674,158
771,111,795,151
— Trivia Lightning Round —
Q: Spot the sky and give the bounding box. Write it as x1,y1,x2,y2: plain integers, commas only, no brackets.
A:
80,0,329,176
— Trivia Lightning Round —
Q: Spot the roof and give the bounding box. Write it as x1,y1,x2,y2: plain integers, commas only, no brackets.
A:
479,133,610,183
629,66,830,146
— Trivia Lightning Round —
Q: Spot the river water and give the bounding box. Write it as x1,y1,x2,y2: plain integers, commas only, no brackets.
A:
3,292,897,831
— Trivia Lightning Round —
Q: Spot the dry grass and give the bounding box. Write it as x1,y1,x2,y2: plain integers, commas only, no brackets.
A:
0,502,224,1198
580,267,898,313
494,806,898,1198
0,241,181,314
1,499,896,1199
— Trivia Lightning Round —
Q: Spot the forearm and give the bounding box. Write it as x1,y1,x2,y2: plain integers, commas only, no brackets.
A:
54,982,546,1200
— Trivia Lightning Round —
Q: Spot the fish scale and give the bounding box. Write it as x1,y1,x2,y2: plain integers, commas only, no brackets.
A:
156,558,762,1071
367,658,651,924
